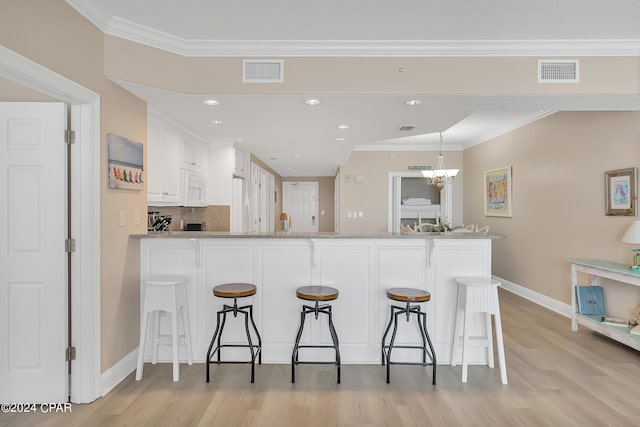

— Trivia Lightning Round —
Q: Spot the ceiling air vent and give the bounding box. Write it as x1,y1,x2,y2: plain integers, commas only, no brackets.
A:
243,59,284,83
538,60,579,83
398,125,416,131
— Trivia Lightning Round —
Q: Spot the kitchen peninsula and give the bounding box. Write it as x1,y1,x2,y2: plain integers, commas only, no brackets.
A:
132,231,504,366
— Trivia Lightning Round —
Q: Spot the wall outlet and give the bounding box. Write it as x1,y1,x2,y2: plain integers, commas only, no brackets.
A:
119,210,126,227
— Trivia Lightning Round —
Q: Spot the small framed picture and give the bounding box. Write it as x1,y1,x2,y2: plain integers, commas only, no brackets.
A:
605,167,637,216
484,166,512,217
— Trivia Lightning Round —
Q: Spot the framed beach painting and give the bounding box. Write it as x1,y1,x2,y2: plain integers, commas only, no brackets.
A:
484,166,512,217
605,167,636,216
107,133,144,190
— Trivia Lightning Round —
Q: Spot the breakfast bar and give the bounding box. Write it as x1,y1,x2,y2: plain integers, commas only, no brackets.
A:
132,231,504,367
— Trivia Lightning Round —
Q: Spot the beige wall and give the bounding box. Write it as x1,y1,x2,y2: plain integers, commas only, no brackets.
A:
463,111,640,316
104,36,640,96
1,0,148,372
338,150,463,232
282,177,335,232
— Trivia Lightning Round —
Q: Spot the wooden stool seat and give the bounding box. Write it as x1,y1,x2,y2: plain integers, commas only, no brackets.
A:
386,287,431,303
213,282,257,298
296,285,339,301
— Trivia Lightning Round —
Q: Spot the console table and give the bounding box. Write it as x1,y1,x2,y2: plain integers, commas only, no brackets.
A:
570,259,640,351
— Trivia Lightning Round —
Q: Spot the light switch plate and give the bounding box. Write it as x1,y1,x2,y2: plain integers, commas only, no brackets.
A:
119,210,126,227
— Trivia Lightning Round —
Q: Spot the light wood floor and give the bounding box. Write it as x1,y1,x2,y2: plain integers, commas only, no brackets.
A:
2,290,640,427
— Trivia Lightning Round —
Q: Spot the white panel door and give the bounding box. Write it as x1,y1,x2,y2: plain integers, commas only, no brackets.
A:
0,102,67,403
283,182,318,232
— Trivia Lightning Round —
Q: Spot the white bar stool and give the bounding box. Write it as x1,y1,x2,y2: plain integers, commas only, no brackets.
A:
136,275,193,382
451,277,507,384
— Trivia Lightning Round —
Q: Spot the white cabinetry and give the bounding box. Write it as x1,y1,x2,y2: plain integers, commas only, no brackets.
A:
148,112,209,206
139,237,494,364
147,114,180,205
233,147,249,178
180,134,208,175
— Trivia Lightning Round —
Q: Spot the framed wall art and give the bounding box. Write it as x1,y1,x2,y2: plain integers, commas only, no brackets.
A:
107,133,144,191
605,167,637,216
484,166,512,217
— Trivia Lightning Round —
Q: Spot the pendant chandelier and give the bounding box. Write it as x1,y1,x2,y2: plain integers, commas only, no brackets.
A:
421,132,459,190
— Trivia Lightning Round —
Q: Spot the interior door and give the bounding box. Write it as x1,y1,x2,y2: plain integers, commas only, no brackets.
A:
257,167,274,232
283,182,319,232
0,102,68,403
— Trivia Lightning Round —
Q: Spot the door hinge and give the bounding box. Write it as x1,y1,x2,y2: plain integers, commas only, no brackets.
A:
65,129,76,145
65,238,76,253
66,346,76,361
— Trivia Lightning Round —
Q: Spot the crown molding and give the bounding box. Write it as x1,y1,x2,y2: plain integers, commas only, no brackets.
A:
0,45,98,103
66,2,640,58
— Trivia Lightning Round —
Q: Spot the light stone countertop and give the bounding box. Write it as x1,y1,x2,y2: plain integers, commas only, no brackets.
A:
131,231,505,240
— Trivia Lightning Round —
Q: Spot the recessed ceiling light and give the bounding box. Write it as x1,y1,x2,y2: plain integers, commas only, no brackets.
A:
234,137,244,143
293,154,302,157
304,99,321,106
211,120,223,125
203,99,220,106
286,167,292,171
337,124,349,130
303,171,309,175
405,99,421,106
336,137,346,142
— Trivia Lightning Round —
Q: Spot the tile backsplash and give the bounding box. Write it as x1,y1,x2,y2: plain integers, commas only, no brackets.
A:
148,205,230,231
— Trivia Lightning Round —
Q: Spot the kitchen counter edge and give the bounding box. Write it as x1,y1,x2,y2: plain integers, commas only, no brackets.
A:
131,231,505,240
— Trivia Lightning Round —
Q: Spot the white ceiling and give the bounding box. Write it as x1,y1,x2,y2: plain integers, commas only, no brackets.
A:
68,1,640,177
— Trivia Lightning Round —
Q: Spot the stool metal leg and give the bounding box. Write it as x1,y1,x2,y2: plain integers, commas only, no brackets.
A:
248,304,262,365
386,308,402,383
381,305,396,365
242,309,256,383
326,305,341,384
291,307,307,383
205,310,223,383
417,309,437,385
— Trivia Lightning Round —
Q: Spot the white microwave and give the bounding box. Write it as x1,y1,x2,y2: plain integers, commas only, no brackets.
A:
181,170,207,206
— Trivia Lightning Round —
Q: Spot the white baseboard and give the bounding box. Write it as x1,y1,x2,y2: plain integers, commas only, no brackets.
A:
494,275,572,318
100,348,138,397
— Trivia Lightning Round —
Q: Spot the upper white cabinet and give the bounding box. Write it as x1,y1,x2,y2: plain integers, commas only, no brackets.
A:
147,114,180,205
180,134,208,175
233,147,249,178
147,112,209,206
